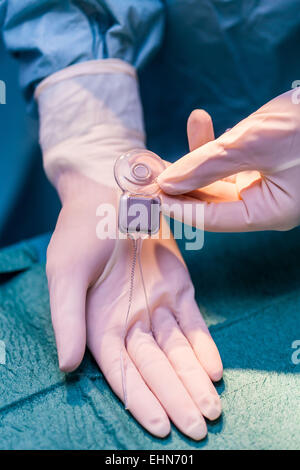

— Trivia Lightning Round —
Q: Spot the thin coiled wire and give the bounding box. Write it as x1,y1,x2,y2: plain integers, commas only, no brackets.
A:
120,236,151,410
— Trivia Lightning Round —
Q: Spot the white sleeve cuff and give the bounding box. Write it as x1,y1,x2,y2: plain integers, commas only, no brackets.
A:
35,59,145,186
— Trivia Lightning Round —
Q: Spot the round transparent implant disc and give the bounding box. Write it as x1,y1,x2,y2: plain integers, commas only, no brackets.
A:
114,149,165,196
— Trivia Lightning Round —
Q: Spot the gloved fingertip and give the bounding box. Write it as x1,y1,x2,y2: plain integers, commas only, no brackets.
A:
199,395,222,421
57,345,85,372
185,420,207,441
148,416,171,438
187,109,215,151
208,402,222,422
188,109,212,128
198,346,223,383
58,356,82,373
54,323,86,373
210,367,223,383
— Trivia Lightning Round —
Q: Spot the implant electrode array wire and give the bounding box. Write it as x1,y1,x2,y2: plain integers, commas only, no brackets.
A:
114,149,165,410
120,237,152,409
120,236,138,409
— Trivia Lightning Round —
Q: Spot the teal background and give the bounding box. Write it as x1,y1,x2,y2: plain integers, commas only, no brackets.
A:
0,38,60,248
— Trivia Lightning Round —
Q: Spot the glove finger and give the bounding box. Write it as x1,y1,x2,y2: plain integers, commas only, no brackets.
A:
86,280,170,438
152,307,222,421
177,170,261,204
157,139,246,195
187,116,237,189
127,321,207,440
87,324,170,438
186,180,240,203
187,109,215,151
47,267,87,372
158,114,265,195
172,294,223,382
161,177,279,232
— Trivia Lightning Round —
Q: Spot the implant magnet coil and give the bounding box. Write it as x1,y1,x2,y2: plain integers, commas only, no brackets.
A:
114,149,165,236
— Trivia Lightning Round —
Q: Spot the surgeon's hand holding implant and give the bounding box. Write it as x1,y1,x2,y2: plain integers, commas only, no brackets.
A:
158,91,300,232
37,61,222,439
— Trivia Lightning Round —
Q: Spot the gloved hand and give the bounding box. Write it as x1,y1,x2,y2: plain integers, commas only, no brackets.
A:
158,91,300,232
36,60,223,439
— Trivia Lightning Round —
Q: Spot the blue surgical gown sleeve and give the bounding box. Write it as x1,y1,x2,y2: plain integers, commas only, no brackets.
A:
0,0,165,100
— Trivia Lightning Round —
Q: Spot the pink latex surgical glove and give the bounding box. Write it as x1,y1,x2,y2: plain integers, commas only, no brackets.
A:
36,60,223,439
158,90,300,232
